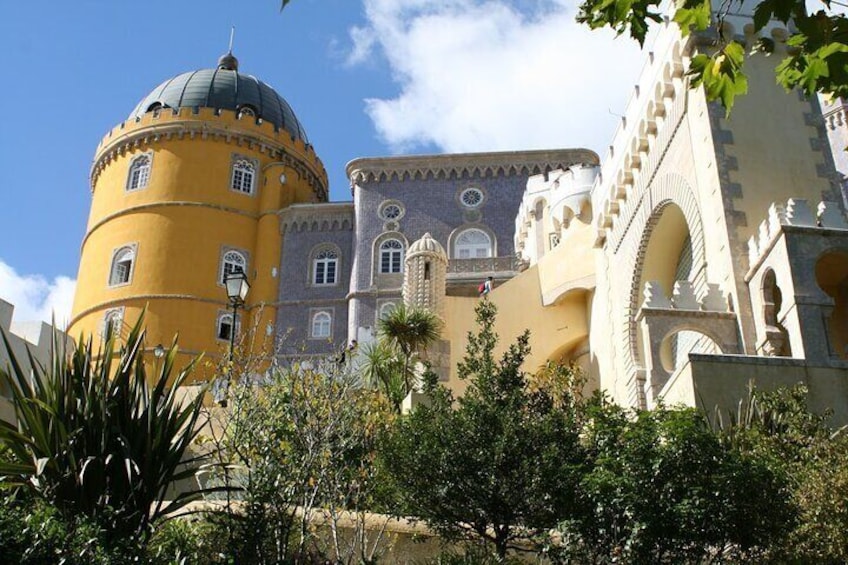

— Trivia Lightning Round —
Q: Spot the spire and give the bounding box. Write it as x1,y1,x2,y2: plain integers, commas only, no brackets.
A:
217,26,239,71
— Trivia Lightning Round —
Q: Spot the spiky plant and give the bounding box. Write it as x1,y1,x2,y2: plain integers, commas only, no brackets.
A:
0,313,208,548
377,303,442,396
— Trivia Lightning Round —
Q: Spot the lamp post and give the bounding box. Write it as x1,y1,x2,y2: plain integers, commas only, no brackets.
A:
153,343,165,376
222,271,250,407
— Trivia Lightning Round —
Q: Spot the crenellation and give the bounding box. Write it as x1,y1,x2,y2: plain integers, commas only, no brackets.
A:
818,201,848,229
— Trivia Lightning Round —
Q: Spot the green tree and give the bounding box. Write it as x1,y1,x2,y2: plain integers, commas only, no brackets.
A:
721,384,848,563
379,301,586,560
577,0,847,113
0,315,208,555
554,399,789,564
226,358,395,564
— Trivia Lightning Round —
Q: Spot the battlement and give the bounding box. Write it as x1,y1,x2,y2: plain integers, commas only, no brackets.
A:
98,106,319,156
591,11,794,248
514,165,599,263
90,106,329,199
746,198,848,271
641,280,729,313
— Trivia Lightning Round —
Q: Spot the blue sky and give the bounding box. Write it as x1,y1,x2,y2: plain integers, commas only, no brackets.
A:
0,0,647,324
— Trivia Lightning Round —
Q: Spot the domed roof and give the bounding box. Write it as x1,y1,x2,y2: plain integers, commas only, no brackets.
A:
128,53,309,142
408,233,447,260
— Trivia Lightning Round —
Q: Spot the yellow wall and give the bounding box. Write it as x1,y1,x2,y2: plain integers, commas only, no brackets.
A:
442,262,590,396
69,109,327,380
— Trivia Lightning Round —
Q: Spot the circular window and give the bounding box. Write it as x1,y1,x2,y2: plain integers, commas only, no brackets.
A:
460,188,484,208
379,201,404,221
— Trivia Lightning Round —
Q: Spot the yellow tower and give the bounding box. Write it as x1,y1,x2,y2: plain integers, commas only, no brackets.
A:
69,52,328,379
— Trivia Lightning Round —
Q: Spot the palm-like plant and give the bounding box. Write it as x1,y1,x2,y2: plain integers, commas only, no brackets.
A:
376,303,442,406
0,313,208,548
360,341,407,411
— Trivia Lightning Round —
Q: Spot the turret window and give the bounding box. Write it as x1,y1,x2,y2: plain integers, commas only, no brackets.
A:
313,249,339,286
126,154,151,191
231,158,256,194
216,312,238,341
379,239,404,274
220,250,247,285
310,310,332,339
102,307,124,338
109,245,136,287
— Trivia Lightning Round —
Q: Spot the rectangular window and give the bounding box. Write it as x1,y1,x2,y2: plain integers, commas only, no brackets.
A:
218,319,232,341
326,261,336,283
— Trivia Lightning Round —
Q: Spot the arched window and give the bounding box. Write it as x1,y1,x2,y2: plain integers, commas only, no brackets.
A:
109,246,135,286
379,301,397,320
102,308,124,338
126,155,151,191
231,159,255,194
379,239,404,273
313,249,339,285
454,229,492,259
311,311,332,338
220,250,247,284
217,313,234,341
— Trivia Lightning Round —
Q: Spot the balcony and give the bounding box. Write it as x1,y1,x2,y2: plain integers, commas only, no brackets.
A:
447,256,526,280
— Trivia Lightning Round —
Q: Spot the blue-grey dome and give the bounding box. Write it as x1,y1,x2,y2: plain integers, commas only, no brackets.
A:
128,54,309,142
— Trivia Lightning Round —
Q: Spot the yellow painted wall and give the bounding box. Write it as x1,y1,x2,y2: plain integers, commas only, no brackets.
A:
443,262,590,396
69,109,327,380
717,51,835,241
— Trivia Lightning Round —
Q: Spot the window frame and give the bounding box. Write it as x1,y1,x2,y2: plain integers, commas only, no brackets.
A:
454,228,493,259
378,300,397,321
378,200,405,221
312,247,340,286
219,248,248,286
126,153,152,192
310,310,333,339
230,156,257,195
216,311,237,342
101,307,125,338
379,239,404,274
459,187,485,209
108,244,137,288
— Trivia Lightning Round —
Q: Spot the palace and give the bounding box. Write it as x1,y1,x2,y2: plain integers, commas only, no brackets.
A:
66,7,848,418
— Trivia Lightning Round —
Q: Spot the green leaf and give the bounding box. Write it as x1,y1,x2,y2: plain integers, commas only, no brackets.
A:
673,0,711,36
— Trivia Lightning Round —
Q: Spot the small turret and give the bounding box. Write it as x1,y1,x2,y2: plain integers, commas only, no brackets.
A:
403,233,448,319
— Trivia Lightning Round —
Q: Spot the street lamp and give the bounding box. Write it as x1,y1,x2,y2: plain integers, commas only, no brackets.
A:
152,343,165,376
221,271,250,407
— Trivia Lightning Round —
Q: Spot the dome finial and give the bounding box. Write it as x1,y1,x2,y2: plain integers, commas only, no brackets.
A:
218,26,239,71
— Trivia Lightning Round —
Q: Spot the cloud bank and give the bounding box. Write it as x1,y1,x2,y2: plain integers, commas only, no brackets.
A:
348,0,650,156
0,260,76,329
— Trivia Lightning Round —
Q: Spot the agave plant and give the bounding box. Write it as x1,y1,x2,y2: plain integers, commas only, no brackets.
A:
0,313,208,546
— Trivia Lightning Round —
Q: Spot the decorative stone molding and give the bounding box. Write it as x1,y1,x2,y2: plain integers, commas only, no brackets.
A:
514,165,599,265
637,280,739,406
747,198,848,272
91,111,328,200
279,203,355,234
591,18,692,249
346,149,599,189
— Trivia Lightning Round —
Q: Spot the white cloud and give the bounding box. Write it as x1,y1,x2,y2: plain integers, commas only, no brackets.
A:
0,260,76,329
348,0,651,156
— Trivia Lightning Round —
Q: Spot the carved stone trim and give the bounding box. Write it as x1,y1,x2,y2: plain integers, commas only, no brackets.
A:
346,149,599,189
279,202,355,234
